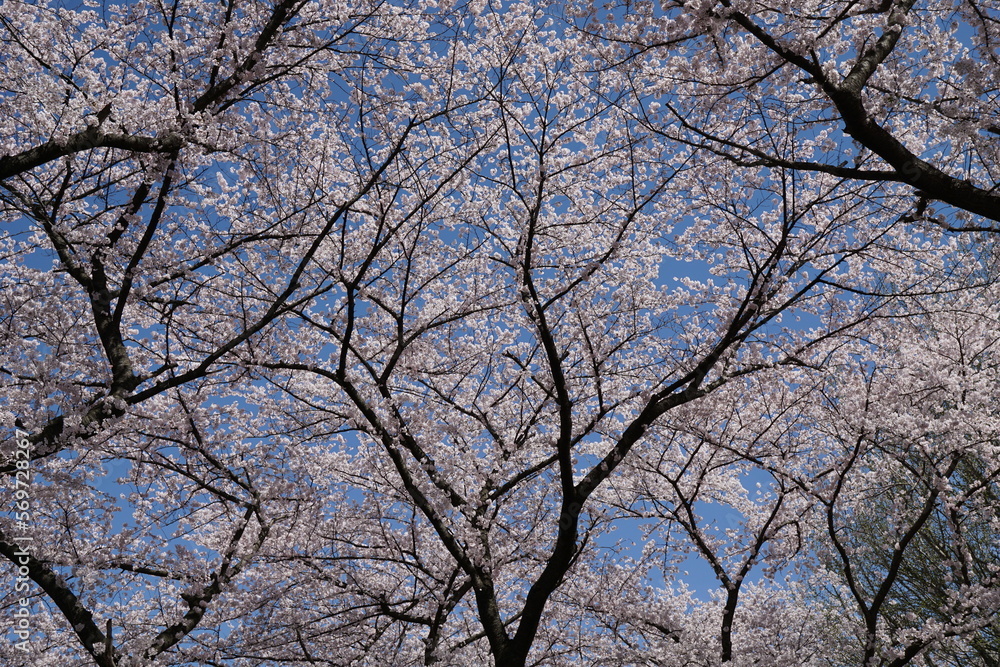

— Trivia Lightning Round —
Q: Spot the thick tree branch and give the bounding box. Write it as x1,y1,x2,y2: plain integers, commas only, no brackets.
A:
0,528,118,667
0,131,184,182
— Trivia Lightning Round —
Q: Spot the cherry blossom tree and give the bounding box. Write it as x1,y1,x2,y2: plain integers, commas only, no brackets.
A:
598,0,1000,227
804,284,1000,667
1,0,494,663
1,0,999,666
